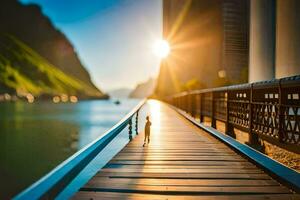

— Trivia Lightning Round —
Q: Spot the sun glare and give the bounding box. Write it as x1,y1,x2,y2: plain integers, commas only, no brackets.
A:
153,39,170,58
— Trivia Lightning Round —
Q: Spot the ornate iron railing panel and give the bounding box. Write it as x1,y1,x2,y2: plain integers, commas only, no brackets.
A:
168,75,300,153
252,102,279,139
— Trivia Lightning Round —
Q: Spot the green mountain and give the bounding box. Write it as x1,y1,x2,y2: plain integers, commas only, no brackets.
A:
0,0,106,99
0,34,103,98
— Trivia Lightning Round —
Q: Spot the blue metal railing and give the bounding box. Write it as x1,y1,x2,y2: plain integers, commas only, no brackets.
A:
14,99,146,200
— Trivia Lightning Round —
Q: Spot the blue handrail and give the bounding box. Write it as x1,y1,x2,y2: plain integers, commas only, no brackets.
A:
14,99,146,200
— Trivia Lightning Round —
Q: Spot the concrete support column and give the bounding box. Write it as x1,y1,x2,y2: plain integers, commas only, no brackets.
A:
249,0,275,82
276,0,300,78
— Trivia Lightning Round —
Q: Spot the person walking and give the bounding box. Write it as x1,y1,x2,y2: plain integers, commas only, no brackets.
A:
143,116,152,147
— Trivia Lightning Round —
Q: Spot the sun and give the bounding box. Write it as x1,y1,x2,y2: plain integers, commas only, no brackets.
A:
153,39,170,58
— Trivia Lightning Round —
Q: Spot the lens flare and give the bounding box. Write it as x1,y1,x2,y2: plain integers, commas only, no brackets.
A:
153,39,170,58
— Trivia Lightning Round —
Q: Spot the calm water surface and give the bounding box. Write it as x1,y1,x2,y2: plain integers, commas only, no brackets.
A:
0,99,139,199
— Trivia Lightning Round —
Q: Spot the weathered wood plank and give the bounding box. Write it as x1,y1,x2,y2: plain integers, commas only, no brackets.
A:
117,153,239,156
85,177,280,187
108,160,253,166
100,168,263,174
80,185,291,194
104,164,257,169
96,172,271,179
73,192,300,200
112,156,245,161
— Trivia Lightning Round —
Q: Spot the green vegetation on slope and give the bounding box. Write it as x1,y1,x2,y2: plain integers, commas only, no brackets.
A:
0,0,101,93
0,34,103,98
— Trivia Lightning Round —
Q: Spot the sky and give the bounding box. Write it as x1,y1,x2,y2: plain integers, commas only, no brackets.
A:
19,0,162,92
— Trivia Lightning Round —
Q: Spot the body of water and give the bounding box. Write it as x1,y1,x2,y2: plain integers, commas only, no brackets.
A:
0,99,139,199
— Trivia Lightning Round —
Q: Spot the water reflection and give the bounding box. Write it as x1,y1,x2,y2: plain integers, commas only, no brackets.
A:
0,99,139,199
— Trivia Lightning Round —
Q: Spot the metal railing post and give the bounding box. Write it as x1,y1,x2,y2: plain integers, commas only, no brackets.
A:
188,93,190,114
199,93,203,122
248,84,259,145
135,110,139,135
211,92,216,128
191,93,195,117
128,118,133,140
278,80,284,143
188,92,192,115
185,94,188,112
225,90,235,138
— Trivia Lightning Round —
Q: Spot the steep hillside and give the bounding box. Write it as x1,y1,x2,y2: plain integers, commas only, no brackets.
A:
0,0,102,95
129,78,156,98
0,34,103,98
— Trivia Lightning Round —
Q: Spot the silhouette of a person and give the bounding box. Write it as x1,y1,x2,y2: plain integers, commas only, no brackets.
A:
143,116,152,147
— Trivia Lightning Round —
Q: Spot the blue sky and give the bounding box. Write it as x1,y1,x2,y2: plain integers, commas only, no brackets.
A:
20,0,162,91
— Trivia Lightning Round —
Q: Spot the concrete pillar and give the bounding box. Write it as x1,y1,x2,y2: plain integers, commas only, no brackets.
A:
249,0,275,82
276,0,300,78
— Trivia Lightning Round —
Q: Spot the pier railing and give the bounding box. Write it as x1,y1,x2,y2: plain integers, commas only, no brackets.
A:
14,99,146,200
168,75,300,154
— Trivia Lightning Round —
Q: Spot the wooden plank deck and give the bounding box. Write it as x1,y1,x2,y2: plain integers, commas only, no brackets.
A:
72,101,298,199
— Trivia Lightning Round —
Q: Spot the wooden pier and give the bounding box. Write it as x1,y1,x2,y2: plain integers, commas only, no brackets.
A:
72,101,298,199
15,77,300,200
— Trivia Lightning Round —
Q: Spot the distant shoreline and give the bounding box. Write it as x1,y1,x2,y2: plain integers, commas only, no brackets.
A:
0,93,110,103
